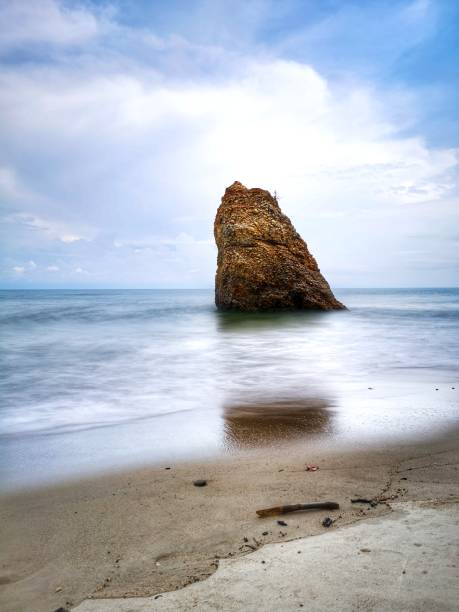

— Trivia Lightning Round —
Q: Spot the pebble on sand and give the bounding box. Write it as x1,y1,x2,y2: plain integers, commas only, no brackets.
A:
193,479,207,487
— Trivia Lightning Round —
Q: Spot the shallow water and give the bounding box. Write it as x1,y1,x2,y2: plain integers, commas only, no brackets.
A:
0,288,458,490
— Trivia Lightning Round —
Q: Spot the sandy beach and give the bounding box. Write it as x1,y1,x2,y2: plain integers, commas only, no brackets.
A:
1,429,458,612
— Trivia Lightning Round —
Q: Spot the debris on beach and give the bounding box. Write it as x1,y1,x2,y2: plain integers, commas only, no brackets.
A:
322,517,333,528
351,498,378,507
306,464,319,472
277,520,288,526
256,501,339,517
193,479,207,487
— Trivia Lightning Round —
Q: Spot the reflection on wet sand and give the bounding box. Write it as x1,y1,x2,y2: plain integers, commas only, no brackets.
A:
223,397,334,450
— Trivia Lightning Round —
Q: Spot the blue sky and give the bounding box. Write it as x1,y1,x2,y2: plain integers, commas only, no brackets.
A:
0,0,458,288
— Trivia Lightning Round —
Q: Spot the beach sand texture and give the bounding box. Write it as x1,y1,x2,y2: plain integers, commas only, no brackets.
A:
1,431,458,611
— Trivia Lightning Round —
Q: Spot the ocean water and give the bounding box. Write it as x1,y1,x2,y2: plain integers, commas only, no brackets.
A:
1,288,458,490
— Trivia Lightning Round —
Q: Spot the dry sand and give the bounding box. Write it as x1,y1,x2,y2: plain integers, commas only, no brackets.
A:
1,431,458,612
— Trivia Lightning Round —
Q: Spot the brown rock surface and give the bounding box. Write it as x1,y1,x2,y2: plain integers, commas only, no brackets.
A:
214,181,345,311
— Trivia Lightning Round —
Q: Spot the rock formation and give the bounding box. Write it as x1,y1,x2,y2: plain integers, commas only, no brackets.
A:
214,181,345,311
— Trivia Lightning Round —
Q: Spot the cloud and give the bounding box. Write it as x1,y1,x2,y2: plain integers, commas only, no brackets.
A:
47,264,59,271
2,58,455,215
11,259,36,275
6,213,89,243
0,0,104,53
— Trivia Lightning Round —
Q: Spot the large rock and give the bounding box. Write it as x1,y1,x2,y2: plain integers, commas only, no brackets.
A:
214,181,345,311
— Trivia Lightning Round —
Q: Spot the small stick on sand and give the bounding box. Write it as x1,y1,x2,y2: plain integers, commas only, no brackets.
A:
256,502,339,517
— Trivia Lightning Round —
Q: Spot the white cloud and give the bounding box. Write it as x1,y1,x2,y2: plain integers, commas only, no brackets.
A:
6,213,89,243
60,233,84,244
47,264,59,271
0,0,103,53
11,260,37,275
3,59,455,213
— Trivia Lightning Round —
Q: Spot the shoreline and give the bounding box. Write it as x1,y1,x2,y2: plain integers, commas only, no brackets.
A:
2,379,457,494
1,429,458,611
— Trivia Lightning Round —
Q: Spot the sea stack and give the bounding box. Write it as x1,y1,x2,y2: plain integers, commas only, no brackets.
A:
214,181,345,311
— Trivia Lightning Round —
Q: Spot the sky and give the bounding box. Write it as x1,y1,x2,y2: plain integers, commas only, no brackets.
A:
0,0,458,289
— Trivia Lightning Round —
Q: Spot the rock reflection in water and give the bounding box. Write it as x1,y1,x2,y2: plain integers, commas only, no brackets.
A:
217,310,327,332
223,397,334,450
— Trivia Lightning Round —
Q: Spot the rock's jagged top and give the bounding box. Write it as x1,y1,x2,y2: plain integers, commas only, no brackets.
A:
214,181,345,311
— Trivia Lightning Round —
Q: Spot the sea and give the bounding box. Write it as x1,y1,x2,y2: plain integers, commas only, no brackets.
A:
1,288,458,491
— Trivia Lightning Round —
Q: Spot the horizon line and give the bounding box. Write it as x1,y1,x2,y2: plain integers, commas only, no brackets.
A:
1,286,458,291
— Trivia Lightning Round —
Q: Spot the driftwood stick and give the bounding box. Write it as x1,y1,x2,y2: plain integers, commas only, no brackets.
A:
256,502,339,517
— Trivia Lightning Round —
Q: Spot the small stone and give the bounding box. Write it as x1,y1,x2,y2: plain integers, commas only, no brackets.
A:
322,517,333,528
360,548,371,553
262,531,268,536
277,520,288,526
55,587,63,593
193,479,207,487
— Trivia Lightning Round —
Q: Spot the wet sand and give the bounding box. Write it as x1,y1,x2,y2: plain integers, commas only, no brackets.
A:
1,429,458,612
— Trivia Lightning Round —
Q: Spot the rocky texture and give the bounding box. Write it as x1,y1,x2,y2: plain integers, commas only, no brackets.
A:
214,181,345,311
